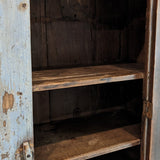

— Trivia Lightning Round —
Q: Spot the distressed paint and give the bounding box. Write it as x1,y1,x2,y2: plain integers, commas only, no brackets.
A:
2,92,14,114
0,0,33,160
149,0,160,159
141,0,160,159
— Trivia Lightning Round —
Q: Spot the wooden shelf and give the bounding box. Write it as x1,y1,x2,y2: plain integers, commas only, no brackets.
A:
35,111,141,160
35,124,140,160
32,63,144,92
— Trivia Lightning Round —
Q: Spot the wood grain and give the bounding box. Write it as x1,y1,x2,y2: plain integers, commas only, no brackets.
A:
141,0,160,160
35,124,140,160
31,0,146,124
31,0,50,124
33,63,144,92
46,21,94,68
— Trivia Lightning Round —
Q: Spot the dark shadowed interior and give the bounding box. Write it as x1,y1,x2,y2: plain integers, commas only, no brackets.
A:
30,0,146,159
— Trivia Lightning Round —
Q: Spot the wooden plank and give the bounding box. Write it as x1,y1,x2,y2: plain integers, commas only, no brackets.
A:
32,63,144,92
46,0,95,22
33,92,50,124
45,1,96,126
31,0,50,124
140,1,153,159
0,0,33,159
149,0,160,158
49,80,143,122
35,124,140,160
31,0,48,70
141,0,160,160
96,28,120,64
96,0,128,28
127,18,146,62
46,21,94,68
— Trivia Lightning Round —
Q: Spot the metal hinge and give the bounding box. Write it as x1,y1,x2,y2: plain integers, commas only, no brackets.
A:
23,142,33,160
143,100,152,119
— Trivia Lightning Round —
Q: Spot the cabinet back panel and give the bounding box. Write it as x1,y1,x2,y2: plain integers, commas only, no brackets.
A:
31,0,146,124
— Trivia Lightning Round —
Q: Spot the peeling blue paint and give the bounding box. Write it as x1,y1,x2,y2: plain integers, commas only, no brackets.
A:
0,0,33,159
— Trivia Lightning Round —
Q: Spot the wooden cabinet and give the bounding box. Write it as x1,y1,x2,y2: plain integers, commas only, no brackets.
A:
0,0,160,160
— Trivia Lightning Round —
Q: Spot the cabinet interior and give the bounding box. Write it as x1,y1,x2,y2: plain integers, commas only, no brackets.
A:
31,0,147,159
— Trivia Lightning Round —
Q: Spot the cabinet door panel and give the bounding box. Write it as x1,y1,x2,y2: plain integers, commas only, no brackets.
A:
0,0,33,159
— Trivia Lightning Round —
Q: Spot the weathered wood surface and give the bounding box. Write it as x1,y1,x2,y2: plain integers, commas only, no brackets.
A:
150,0,160,158
48,79,143,122
35,124,140,160
31,0,146,124
33,63,144,92
35,110,141,160
141,0,153,159
31,0,50,124
92,147,140,160
0,0,33,159
142,0,160,160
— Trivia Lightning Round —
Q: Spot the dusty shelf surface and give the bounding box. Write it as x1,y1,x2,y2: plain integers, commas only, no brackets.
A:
32,63,144,92
35,111,141,160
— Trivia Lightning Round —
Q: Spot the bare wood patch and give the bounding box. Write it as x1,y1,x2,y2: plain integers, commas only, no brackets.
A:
1,152,9,159
2,92,14,114
18,2,28,11
3,121,6,127
17,92,23,96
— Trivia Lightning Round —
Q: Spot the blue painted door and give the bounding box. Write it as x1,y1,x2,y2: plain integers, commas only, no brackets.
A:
0,0,33,159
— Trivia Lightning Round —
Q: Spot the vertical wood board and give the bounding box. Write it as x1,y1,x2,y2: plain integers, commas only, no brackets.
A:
31,0,50,124
148,0,160,159
0,0,33,159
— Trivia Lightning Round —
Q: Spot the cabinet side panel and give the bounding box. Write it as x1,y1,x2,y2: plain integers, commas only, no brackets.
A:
150,0,160,159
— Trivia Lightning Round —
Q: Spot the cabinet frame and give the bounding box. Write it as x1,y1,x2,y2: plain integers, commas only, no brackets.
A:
0,0,160,159
142,0,160,160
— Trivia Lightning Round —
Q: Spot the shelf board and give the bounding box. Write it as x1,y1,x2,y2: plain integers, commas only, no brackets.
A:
35,124,140,160
32,63,144,92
